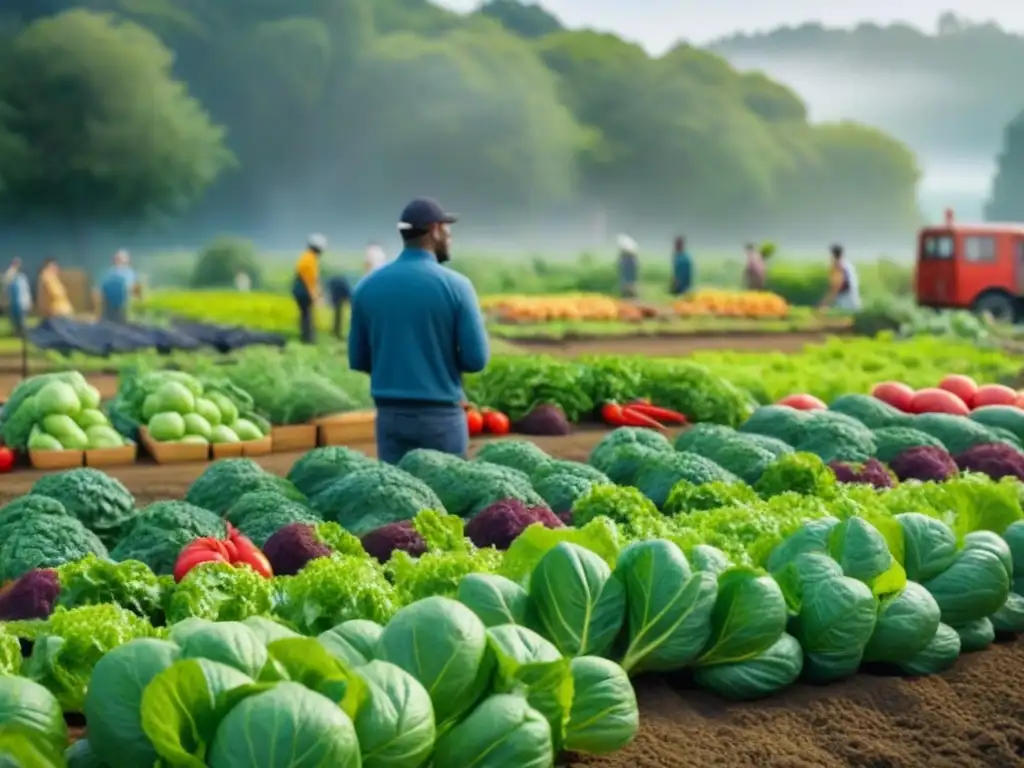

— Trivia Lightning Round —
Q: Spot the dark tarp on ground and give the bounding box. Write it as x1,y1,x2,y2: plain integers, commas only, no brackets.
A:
26,317,286,357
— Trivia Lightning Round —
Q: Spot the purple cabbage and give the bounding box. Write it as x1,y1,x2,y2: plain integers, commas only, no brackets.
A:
889,446,958,482
0,568,60,621
828,458,895,489
465,498,563,550
360,521,427,564
954,443,1024,481
513,404,571,436
263,523,332,576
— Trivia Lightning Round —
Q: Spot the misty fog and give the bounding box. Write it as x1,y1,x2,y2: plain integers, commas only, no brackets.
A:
723,52,1010,225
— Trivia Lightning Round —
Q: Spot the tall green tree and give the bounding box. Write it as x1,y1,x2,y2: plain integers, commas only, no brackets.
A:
478,0,562,39
0,9,231,243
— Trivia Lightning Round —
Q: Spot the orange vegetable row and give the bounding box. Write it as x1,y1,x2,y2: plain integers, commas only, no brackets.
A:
673,290,789,319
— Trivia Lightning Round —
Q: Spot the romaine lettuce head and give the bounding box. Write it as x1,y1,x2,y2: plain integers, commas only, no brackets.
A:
170,619,268,679
615,539,717,673
84,638,180,767
921,547,1010,626
0,675,67,755
457,573,533,629
895,512,957,582
353,660,435,768
529,542,626,657
898,623,961,676
207,682,360,768
863,582,941,664
564,656,638,755
376,596,493,729
694,632,803,700
432,694,553,768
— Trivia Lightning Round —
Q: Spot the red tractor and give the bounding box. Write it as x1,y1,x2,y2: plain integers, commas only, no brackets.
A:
916,209,1024,322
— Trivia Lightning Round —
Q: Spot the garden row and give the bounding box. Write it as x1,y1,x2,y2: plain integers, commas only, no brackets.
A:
1,414,1024,765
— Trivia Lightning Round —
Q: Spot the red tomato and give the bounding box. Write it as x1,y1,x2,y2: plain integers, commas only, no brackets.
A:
231,535,273,578
938,375,978,406
483,410,511,435
909,387,969,415
1015,394,1024,410
466,410,485,436
971,384,1018,408
776,394,826,411
870,381,915,412
0,447,14,473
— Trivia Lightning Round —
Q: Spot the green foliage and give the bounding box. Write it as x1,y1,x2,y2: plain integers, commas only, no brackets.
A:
0,9,231,227
190,236,262,289
987,112,1024,221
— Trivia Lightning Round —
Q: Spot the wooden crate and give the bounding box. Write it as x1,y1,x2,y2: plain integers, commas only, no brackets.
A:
316,410,376,446
270,424,317,453
29,449,84,470
139,427,210,464
242,436,273,457
86,441,137,468
211,441,244,459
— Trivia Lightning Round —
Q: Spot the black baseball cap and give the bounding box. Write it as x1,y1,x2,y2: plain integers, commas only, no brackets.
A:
398,197,458,232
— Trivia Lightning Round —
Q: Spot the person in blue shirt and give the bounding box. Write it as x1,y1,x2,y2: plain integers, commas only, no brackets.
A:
96,250,140,323
670,236,693,296
4,258,31,336
348,197,489,464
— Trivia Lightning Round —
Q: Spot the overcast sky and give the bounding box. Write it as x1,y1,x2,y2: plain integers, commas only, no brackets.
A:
438,0,1021,51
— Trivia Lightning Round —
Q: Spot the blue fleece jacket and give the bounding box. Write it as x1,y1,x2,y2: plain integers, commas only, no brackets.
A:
347,248,489,403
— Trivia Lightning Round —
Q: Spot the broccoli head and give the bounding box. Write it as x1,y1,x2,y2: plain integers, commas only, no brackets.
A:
286,446,374,498
226,491,321,547
533,471,599,516
633,451,739,508
588,427,672,477
954,443,1024,481
828,458,895,489
889,446,958,483
0,516,108,583
311,465,444,534
360,521,427,564
263,523,332,576
186,459,303,513
110,501,226,576
0,569,59,621
0,496,70,540
512,404,571,435
464,498,563,550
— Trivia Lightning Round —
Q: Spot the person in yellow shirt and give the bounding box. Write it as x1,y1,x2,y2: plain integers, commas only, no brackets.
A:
291,234,326,343
36,258,72,319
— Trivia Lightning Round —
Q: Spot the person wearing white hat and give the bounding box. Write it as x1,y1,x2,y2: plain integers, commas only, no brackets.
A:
292,233,327,343
617,234,639,298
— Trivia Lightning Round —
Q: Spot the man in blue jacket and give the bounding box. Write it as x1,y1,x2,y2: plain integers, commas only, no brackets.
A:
348,197,489,464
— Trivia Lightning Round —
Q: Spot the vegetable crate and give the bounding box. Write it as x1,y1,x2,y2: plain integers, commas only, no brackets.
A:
315,410,376,446
241,435,273,457
270,424,318,453
138,427,209,464
28,448,84,470
85,441,138,468
211,441,244,459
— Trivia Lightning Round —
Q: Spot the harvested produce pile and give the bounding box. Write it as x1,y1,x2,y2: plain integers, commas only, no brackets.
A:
108,369,268,445
672,289,789,318
483,293,652,322
0,372,127,451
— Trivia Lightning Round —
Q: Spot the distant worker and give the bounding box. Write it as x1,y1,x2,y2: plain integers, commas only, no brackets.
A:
364,242,387,274
292,234,326,344
96,249,141,324
670,236,692,296
327,274,352,340
234,270,252,293
348,197,488,464
617,234,639,298
36,258,72,319
5,259,30,336
743,242,766,291
819,243,861,311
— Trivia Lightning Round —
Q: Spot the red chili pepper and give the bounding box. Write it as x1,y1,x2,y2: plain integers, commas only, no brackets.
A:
619,406,667,430
626,403,688,425
174,540,229,582
601,403,626,426
231,535,273,578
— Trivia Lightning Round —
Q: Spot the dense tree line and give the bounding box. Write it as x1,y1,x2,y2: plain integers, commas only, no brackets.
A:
0,1,922,259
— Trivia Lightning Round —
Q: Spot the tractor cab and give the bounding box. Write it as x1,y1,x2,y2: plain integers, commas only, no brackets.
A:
915,209,1024,321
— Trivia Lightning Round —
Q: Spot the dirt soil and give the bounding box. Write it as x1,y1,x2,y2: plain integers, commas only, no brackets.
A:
511,330,844,358
11,411,1024,766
